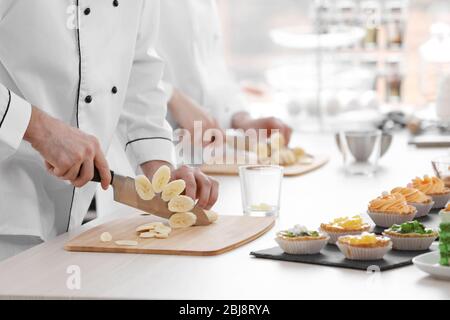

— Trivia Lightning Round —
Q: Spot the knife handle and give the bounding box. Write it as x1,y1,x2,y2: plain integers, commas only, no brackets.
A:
92,168,115,185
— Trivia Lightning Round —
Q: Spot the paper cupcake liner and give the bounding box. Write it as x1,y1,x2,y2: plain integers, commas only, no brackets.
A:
430,193,450,209
382,233,437,251
409,201,434,218
336,242,392,261
275,237,329,255
367,210,416,228
319,228,370,245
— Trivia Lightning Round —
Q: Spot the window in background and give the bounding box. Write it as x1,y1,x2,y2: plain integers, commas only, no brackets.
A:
216,0,450,131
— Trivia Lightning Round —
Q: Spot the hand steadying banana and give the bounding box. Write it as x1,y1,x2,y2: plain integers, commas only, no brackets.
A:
135,164,219,229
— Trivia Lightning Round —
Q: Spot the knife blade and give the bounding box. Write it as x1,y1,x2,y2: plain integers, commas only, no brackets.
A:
92,169,211,226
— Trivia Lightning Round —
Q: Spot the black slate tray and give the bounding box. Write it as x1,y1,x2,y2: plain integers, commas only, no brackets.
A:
373,208,441,235
250,245,431,271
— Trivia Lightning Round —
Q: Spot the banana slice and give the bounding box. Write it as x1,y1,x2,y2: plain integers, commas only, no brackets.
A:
152,165,171,193
256,142,270,160
161,179,186,202
135,222,164,233
269,132,286,150
154,224,172,234
271,149,296,166
100,232,112,242
292,147,305,160
205,210,218,223
115,240,138,246
135,175,155,201
281,149,296,165
155,233,169,239
169,212,197,229
139,231,157,239
168,195,195,213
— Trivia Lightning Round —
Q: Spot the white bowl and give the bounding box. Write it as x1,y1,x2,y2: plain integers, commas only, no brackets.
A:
413,251,450,281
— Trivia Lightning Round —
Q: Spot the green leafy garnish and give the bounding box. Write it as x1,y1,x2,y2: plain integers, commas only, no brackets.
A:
388,220,433,234
281,230,319,237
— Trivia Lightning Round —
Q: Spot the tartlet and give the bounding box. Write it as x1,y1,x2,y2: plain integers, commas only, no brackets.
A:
367,192,416,227
411,176,450,209
275,225,329,255
391,187,434,218
337,232,392,261
382,220,438,251
319,215,371,244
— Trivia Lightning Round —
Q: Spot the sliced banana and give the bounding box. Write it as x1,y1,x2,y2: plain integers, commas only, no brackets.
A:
292,147,305,160
155,233,169,239
205,210,218,223
161,179,186,202
134,175,155,201
168,195,195,213
281,149,296,165
271,148,296,166
153,224,172,234
115,240,138,246
269,132,286,150
135,222,164,233
169,212,197,228
139,231,157,239
151,165,171,193
256,142,270,160
100,232,112,242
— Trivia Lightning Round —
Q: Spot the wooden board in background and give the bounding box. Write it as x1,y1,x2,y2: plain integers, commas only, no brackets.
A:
200,154,329,177
65,214,275,256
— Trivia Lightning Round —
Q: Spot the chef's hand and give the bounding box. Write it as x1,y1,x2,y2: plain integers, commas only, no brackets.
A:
141,161,219,210
168,89,225,146
24,106,111,190
232,112,292,145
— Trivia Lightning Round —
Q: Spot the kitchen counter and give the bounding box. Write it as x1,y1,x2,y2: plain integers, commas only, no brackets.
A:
0,132,448,299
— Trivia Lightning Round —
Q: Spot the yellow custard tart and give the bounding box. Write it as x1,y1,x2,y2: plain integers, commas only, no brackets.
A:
367,192,416,227
391,187,434,218
336,233,392,260
320,215,371,244
411,176,450,209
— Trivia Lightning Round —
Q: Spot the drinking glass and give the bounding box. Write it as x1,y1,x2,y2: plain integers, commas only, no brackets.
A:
432,156,450,188
239,165,283,217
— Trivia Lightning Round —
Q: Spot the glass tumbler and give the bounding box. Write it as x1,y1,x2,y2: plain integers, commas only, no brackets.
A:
239,165,283,217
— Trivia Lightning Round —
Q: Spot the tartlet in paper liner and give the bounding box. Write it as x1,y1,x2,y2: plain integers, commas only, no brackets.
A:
409,201,434,218
367,208,416,228
382,230,437,251
429,192,450,209
336,234,392,260
275,233,329,255
319,227,370,245
337,241,392,260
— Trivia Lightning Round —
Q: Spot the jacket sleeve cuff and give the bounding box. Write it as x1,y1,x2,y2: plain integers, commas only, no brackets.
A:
125,137,176,171
0,90,32,159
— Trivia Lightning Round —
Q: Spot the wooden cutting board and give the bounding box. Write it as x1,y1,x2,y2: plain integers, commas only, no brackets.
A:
65,214,276,256
200,154,329,177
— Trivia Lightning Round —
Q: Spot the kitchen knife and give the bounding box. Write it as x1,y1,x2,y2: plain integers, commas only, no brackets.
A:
92,169,211,226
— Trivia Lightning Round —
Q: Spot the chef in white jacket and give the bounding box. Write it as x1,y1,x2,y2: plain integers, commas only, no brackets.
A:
158,0,292,142
96,0,289,217
0,0,218,261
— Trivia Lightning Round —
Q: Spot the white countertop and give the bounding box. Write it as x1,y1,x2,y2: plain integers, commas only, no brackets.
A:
0,132,448,299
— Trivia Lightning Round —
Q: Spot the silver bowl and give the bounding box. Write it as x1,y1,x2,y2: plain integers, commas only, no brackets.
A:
335,132,393,161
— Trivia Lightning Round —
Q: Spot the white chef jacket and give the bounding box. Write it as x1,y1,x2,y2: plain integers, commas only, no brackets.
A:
158,0,244,129
96,0,245,218
0,0,174,240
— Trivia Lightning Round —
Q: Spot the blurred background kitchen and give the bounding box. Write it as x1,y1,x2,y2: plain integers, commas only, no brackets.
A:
215,0,450,137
